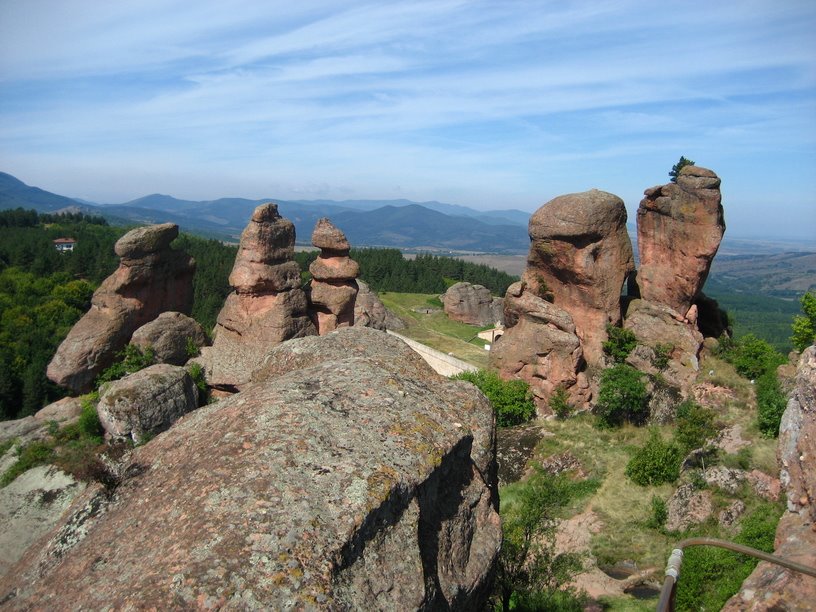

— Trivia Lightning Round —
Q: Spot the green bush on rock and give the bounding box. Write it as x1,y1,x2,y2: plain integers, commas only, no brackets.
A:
452,369,536,427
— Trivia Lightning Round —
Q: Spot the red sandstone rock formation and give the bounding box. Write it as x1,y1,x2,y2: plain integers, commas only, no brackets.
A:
443,282,504,327
489,281,590,410
201,203,315,389
637,166,725,316
130,312,208,365
46,223,194,393
307,218,359,334
524,189,634,363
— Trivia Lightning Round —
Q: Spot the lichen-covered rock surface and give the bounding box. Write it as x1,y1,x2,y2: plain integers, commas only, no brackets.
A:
201,203,315,389
524,189,634,363
723,345,816,611
442,282,504,327
130,311,208,365
636,166,725,316
96,363,199,443
1,327,500,610
46,223,195,393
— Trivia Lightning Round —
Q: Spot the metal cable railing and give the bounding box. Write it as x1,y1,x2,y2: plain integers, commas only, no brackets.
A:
656,537,816,611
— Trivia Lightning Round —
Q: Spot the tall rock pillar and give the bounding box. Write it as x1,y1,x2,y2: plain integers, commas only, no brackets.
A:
307,218,359,335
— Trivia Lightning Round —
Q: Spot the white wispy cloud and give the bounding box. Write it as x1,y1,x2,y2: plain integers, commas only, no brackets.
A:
1,0,814,238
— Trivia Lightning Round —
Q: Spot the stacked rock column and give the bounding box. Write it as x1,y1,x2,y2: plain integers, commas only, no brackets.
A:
307,218,359,335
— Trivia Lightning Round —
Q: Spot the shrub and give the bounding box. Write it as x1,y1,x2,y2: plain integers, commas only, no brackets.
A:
97,344,156,385
756,371,787,437
549,386,572,420
674,502,782,611
669,156,695,183
673,400,718,452
1,440,55,487
625,429,682,486
595,365,649,428
453,370,536,427
726,334,785,380
187,362,209,406
646,494,668,530
78,392,103,441
653,343,673,370
602,325,637,364
791,291,816,352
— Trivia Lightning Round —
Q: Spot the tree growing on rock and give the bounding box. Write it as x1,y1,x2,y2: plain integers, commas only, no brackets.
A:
669,156,695,182
791,291,816,352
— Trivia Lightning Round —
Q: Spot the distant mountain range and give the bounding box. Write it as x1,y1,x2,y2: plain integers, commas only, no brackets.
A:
0,172,530,254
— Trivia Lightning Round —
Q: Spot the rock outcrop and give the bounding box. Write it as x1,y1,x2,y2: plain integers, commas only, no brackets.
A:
523,189,634,363
490,281,590,409
1,327,500,610
637,166,725,316
723,345,816,610
200,203,315,389
307,218,359,334
443,282,504,327
46,223,195,393
130,312,208,365
96,363,199,443
623,299,704,390
0,398,82,447
353,280,389,330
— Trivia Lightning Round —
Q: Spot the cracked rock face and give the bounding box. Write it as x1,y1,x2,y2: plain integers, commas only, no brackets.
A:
1,327,500,610
307,218,359,335
46,223,195,393
201,203,316,389
636,166,725,316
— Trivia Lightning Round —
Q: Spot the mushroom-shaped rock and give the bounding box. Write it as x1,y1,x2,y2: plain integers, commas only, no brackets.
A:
524,189,634,363
201,203,316,390
1,328,500,610
46,224,195,393
130,312,209,365
307,218,359,335
636,166,725,315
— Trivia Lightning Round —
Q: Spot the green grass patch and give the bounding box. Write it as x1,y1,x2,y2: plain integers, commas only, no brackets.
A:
379,292,493,367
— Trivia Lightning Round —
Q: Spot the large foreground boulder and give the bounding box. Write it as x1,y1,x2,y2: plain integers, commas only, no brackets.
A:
443,282,504,327
524,189,634,363
723,345,816,610
201,203,315,389
1,328,500,610
46,223,195,393
636,166,725,316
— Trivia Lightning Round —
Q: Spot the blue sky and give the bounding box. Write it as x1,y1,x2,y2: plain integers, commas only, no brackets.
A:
1,0,815,239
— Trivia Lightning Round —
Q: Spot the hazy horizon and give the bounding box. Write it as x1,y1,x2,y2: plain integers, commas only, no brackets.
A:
2,1,815,240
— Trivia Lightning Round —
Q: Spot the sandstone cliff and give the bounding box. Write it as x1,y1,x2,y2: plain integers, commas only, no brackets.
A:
1,327,500,610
